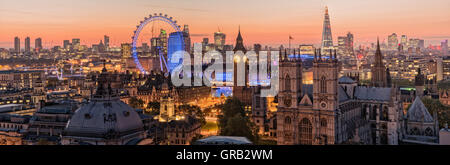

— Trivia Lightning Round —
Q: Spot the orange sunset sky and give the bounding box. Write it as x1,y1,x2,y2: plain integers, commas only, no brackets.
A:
0,0,449,48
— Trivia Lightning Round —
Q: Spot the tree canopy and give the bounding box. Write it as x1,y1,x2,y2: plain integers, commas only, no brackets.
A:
218,97,259,142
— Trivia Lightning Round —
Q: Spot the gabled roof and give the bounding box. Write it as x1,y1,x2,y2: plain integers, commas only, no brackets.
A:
407,97,434,123
338,86,350,103
354,86,392,101
338,76,356,84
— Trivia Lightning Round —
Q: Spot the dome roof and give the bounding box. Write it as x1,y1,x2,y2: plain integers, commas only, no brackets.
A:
65,67,144,138
65,99,144,138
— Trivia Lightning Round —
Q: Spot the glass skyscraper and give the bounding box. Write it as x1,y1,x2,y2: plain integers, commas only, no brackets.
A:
167,31,185,73
321,6,334,55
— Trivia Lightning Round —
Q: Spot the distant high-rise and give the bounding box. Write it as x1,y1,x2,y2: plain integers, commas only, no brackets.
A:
388,33,398,50
183,25,191,53
121,43,131,59
346,32,354,55
214,30,226,51
159,29,168,54
25,37,31,53
72,38,80,50
202,38,209,50
337,32,354,58
321,6,334,55
104,35,110,49
401,35,408,51
35,38,42,51
14,37,20,53
442,40,448,56
63,40,71,49
167,31,184,73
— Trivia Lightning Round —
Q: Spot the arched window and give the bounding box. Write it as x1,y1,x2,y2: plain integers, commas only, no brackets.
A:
411,127,420,135
285,75,291,92
382,108,388,121
320,76,327,93
299,118,313,145
370,106,377,120
284,117,291,124
425,127,433,136
320,118,327,127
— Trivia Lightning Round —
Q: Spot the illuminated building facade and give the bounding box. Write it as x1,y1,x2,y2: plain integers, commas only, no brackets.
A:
388,33,398,50
214,31,226,51
167,31,184,73
277,50,403,145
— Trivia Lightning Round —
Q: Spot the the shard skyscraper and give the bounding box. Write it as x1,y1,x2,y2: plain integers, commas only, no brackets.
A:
321,6,334,56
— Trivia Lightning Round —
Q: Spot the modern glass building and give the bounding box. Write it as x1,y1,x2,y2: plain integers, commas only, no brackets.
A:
167,31,185,73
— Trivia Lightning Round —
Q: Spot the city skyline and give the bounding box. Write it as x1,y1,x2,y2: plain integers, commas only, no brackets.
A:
1,0,449,48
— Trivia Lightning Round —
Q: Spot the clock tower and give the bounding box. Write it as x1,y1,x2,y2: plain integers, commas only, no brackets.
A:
312,49,339,144
276,49,303,144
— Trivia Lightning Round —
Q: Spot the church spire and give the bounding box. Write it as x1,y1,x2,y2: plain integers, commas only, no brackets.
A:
371,37,388,87
233,25,246,53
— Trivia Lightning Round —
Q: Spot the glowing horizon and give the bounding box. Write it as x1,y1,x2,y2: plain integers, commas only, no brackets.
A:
0,0,449,49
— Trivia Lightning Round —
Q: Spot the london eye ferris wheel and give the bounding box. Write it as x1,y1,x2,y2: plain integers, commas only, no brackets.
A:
131,13,185,76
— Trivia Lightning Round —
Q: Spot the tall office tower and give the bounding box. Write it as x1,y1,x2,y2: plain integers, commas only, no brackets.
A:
25,37,31,53
321,6,334,55
337,32,354,58
337,36,346,57
214,30,226,50
167,32,184,73
35,38,42,51
183,25,191,53
202,38,209,50
388,33,398,50
150,37,162,56
121,43,131,59
346,32,354,55
14,37,20,53
442,40,448,56
159,29,168,54
418,39,425,50
72,38,80,50
409,39,420,49
104,35,110,49
401,35,408,51
63,40,71,49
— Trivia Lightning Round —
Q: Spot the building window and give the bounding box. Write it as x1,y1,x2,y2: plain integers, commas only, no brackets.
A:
320,118,327,128
299,118,313,145
284,117,291,124
285,75,291,92
320,76,327,93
